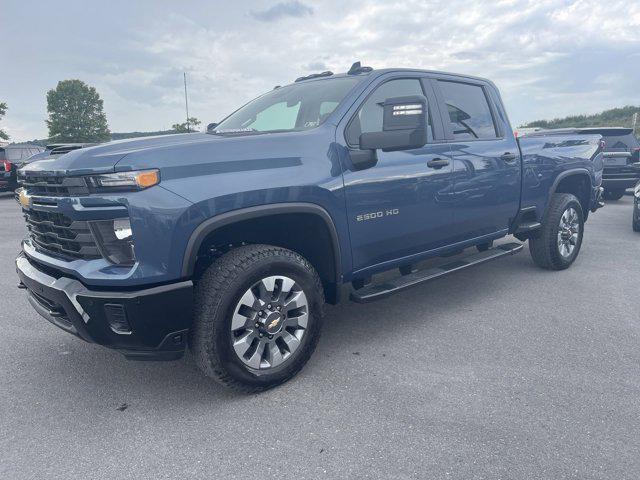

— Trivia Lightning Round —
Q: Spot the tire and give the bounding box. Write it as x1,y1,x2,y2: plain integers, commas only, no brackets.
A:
604,189,625,201
189,244,324,393
529,193,584,270
476,241,493,252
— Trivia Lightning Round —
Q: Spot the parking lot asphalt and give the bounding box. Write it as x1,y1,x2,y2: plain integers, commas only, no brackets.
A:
0,191,639,480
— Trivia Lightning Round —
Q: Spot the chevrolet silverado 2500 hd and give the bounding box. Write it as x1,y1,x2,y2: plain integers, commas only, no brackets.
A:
16,63,604,391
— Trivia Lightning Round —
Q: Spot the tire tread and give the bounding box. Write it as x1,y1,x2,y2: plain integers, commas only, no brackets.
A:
189,244,324,393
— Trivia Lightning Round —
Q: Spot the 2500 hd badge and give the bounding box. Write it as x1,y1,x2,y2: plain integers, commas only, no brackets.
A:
356,208,400,222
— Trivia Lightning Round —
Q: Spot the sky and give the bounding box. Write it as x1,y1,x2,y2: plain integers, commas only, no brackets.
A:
2,0,639,141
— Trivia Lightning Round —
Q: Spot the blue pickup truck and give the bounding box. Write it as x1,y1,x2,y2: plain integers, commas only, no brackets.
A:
15,64,604,391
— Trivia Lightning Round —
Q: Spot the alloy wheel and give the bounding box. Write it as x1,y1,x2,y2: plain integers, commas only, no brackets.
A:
230,275,308,370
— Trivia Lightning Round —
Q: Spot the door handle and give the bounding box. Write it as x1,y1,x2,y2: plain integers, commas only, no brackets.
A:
500,152,518,163
427,158,450,169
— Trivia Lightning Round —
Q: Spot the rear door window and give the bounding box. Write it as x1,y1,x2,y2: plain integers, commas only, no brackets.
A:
437,80,498,140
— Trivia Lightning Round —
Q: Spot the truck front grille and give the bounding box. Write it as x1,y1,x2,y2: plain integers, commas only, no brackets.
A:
24,209,101,260
21,175,89,197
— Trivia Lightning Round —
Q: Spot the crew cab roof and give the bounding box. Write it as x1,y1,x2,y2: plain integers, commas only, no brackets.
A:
290,67,494,87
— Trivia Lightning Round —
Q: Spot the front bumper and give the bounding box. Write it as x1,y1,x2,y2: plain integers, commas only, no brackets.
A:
16,253,193,360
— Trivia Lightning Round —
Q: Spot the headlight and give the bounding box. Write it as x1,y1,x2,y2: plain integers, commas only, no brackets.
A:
85,169,160,192
90,218,135,265
634,182,640,197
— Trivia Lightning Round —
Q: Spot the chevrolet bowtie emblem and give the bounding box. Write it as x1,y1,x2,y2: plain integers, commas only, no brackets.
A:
18,189,32,210
268,318,280,329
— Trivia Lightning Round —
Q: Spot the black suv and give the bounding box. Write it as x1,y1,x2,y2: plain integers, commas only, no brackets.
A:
588,128,640,200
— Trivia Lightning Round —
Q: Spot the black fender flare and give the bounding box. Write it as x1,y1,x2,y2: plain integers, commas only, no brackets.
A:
544,168,592,219
181,202,342,285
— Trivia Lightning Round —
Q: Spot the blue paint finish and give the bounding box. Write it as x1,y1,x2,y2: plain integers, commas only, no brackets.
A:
18,68,603,293
518,134,602,218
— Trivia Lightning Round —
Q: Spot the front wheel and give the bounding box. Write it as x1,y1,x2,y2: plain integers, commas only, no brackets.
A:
529,193,584,270
189,245,324,392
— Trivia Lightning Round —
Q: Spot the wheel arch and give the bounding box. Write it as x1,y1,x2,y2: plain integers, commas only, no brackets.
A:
182,203,342,304
546,169,592,221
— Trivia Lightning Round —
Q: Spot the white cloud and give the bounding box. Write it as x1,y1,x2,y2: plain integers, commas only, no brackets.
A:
1,0,639,140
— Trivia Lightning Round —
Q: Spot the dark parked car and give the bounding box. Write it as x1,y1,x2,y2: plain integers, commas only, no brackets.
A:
0,144,45,191
8,143,94,191
522,128,639,200
16,65,604,391
19,143,94,164
633,182,640,232
584,128,639,200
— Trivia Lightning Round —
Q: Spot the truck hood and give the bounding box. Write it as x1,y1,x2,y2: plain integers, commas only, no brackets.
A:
20,133,213,176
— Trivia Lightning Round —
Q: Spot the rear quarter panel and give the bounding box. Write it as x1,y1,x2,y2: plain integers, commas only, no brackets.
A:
517,134,603,218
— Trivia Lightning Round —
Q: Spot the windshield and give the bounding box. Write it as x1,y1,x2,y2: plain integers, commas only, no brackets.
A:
213,77,360,134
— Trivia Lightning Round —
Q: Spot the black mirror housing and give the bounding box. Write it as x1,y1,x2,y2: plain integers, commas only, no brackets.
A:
359,95,428,152
206,122,218,132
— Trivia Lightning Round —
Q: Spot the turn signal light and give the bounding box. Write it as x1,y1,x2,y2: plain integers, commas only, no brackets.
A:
135,170,160,188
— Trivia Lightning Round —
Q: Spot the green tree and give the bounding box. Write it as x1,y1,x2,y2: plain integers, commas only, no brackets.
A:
46,80,110,142
0,102,9,140
172,117,201,133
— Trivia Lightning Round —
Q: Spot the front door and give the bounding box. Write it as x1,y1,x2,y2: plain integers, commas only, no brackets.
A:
339,76,455,274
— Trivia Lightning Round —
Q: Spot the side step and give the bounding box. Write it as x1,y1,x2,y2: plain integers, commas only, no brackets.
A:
350,242,524,303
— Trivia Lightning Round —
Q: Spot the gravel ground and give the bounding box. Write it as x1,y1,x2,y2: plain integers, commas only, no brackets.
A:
1,191,639,480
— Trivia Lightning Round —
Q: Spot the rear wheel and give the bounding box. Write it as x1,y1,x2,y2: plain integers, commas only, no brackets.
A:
529,193,584,270
189,244,324,392
604,189,625,201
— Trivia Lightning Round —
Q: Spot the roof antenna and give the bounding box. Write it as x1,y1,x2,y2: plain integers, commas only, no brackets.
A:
183,72,190,133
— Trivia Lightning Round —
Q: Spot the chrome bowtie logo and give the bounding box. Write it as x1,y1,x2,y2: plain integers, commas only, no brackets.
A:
268,317,281,330
18,189,31,210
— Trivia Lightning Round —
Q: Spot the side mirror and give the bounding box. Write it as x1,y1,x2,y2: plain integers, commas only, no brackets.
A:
359,95,428,152
207,122,218,132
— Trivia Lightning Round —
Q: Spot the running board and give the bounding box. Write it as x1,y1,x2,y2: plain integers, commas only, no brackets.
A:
350,242,524,303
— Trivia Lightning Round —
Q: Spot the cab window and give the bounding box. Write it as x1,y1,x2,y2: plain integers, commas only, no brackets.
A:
437,80,498,140
346,78,432,146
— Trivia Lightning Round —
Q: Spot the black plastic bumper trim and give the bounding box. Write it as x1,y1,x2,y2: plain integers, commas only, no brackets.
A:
16,253,193,360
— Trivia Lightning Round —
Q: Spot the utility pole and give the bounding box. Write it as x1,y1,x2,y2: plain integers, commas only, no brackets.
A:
633,112,638,136
184,72,190,133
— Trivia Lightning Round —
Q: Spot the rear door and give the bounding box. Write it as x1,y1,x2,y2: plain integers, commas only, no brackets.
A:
432,77,521,242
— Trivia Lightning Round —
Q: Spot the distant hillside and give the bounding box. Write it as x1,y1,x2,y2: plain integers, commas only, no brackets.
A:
20,129,180,146
523,105,640,131
110,130,176,140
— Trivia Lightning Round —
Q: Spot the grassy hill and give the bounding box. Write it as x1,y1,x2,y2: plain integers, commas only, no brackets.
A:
20,129,179,146
523,105,640,132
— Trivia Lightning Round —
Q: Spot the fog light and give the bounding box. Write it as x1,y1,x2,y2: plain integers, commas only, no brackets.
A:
90,218,136,266
104,304,132,334
113,218,132,240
